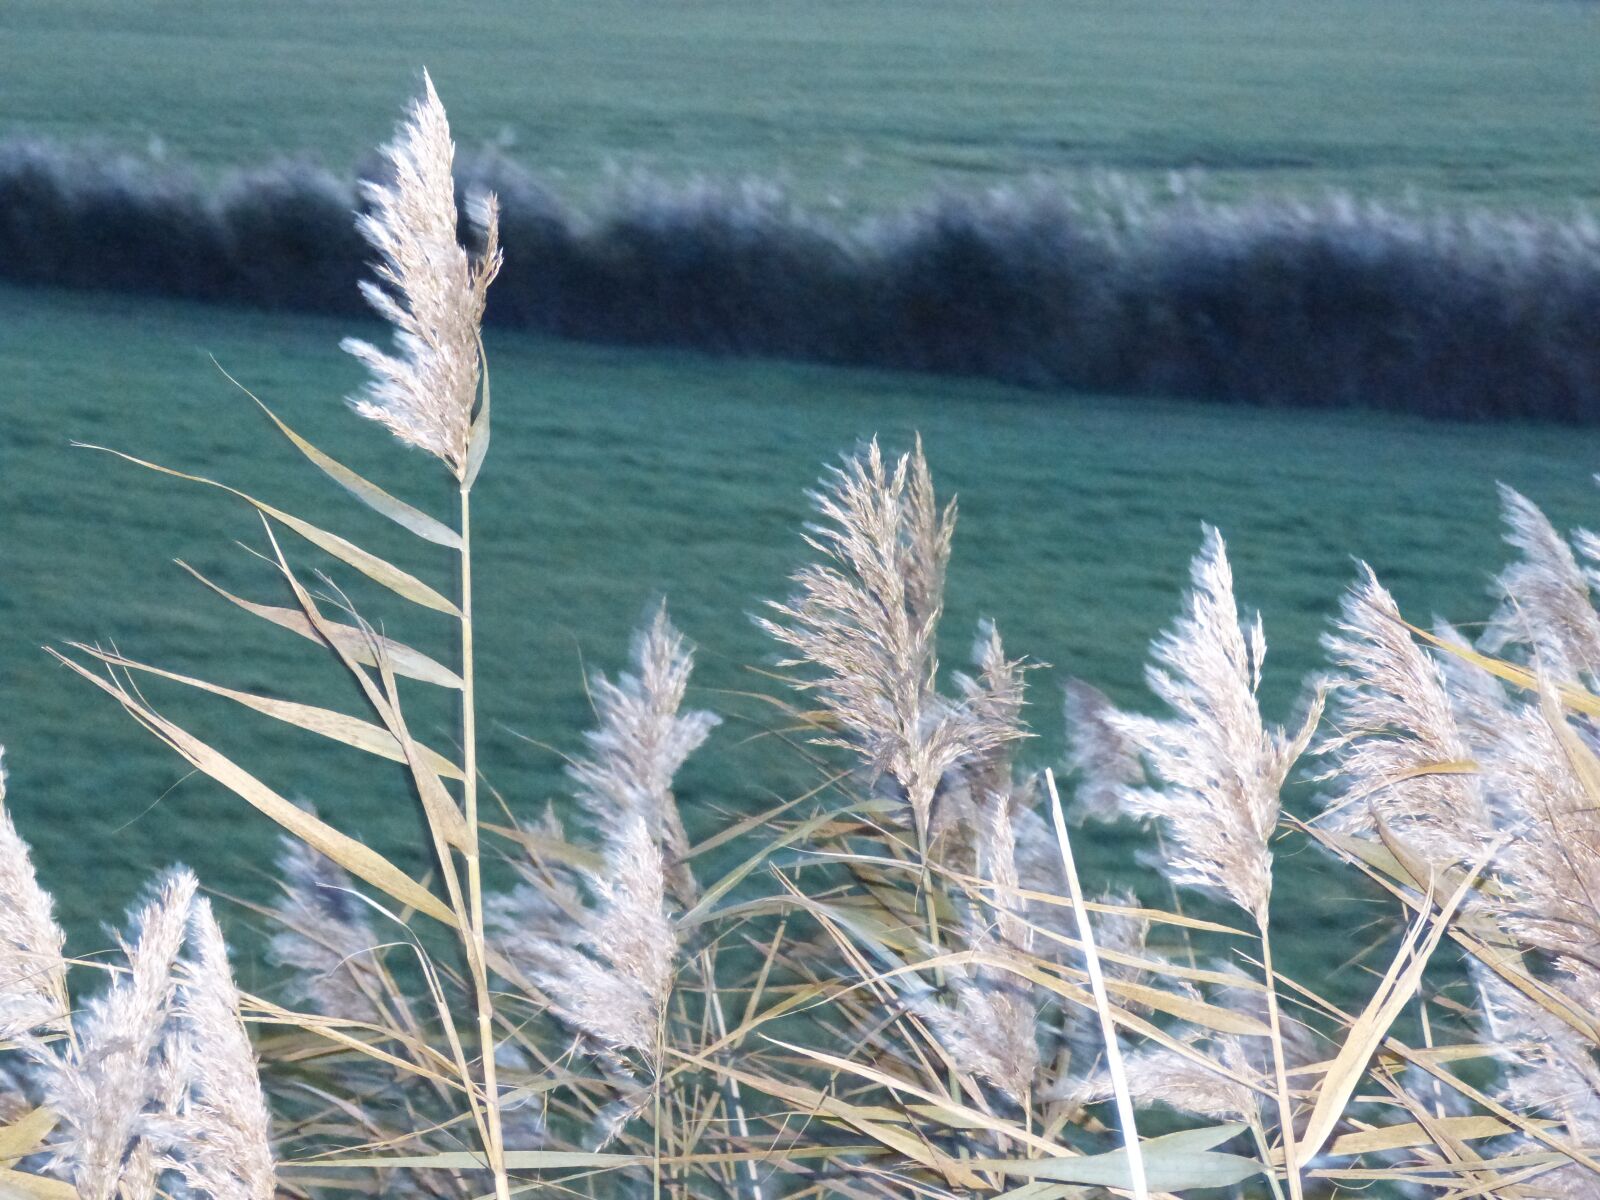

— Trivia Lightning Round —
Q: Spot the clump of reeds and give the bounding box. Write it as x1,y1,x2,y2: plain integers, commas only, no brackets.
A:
492,605,715,1071
0,770,274,1199
20,70,1600,1200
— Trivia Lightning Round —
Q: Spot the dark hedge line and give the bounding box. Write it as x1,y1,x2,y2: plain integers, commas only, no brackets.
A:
3,138,1597,420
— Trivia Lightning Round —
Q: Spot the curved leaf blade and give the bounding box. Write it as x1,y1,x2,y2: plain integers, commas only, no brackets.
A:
79,445,460,615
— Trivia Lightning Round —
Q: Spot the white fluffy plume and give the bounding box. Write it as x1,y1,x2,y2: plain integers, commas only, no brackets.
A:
1111,528,1320,921
342,70,501,477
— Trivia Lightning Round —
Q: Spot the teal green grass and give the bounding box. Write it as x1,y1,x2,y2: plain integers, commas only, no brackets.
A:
2,0,1596,207
5,282,1600,983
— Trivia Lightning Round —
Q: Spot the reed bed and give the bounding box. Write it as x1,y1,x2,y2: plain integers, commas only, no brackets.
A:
5,77,1600,1198
2,133,1598,420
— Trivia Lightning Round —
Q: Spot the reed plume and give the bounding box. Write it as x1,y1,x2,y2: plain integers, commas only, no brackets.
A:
1318,565,1495,865
1480,697,1600,1001
1476,966,1600,1199
493,607,715,1067
1108,527,1319,1200
1433,619,1516,745
0,749,69,1043
920,786,1042,1104
341,70,501,477
566,604,718,908
761,438,1020,840
267,835,387,1027
945,621,1034,828
162,897,276,1200
43,869,196,1200
1062,678,1146,824
1056,1035,1258,1123
1110,527,1319,923
1482,485,1600,679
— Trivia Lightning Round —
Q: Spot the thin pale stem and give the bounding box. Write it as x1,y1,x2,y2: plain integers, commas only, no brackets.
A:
1251,1118,1289,1200
460,484,510,1200
700,948,764,1200
654,1009,665,1200
914,810,961,1102
1046,770,1148,1200
1258,917,1304,1200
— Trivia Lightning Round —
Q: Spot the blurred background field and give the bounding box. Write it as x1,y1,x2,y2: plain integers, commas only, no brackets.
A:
1,0,1598,982
5,0,1597,206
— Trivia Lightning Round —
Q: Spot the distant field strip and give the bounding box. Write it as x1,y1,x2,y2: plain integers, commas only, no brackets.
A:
3,138,1597,420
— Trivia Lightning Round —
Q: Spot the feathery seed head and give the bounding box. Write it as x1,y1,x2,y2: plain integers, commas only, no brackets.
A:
0,749,69,1043
1112,528,1320,922
498,609,711,1069
921,972,1040,1104
567,604,719,907
1062,678,1146,824
267,836,386,1025
1483,486,1600,679
1481,697,1600,991
762,439,1018,837
342,71,502,477
1318,566,1495,865
1475,965,1600,1197
45,869,196,1200
1056,1037,1259,1123
170,898,275,1200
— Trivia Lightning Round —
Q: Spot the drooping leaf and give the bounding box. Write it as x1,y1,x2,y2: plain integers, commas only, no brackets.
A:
51,651,456,927
216,364,460,548
64,643,462,779
80,444,460,615
0,1108,56,1166
178,561,462,689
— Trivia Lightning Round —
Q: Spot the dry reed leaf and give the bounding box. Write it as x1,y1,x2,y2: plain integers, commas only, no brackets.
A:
369,649,471,850
218,363,461,548
669,1046,985,1187
176,561,463,688
50,652,455,927
1044,768,1149,1200
1406,621,1600,718
0,1167,77,1197
79,444,460,615
290,1149,643,1171
1327,1113,1550,1157
973,1124,1262,1191
1295,861,1484,1168
0,1108,57,1165
759,1039,1061,1167
63,643,462,780
461,331,492,490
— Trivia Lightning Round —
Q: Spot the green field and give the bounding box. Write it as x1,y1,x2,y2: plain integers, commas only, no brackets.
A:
3,0,1599,978
7,281,1600,978
3,0,1597,206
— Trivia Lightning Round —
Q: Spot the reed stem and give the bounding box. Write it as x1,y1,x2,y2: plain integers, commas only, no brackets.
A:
460,484,510,1200
1258,919,1303,1200
1045,769,1148,1200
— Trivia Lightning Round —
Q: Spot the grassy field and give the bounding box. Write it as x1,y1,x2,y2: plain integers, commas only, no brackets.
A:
7,280,1600,985
3,0,1598,981
2,0,1596,207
